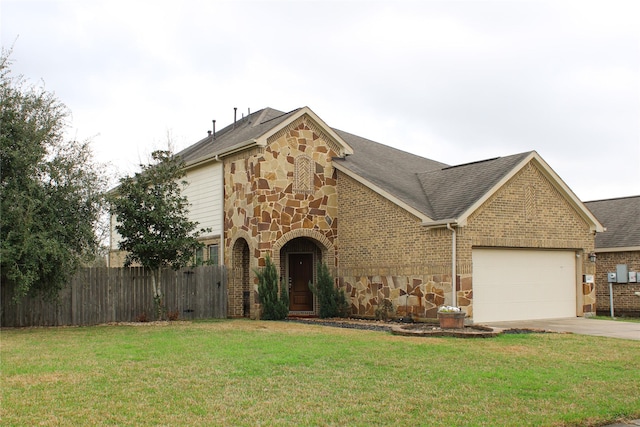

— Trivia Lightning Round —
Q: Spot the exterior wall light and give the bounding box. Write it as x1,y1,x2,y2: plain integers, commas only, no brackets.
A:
588,252,597,263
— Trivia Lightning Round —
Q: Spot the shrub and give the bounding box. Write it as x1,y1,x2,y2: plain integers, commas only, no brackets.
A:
135,312,149,322
375,299,394,321
310,262,350,318
167,310,180,321
255,255,289,320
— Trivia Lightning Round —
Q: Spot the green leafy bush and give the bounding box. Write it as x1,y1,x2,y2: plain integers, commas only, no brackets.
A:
255,255,289,320
310,262,349,318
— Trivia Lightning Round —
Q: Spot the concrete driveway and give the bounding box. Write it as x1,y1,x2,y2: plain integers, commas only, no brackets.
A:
483,317,640,340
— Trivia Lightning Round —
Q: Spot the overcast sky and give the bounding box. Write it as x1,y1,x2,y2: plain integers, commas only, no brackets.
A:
2,0,639,201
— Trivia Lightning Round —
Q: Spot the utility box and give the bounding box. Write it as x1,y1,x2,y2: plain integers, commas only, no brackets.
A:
616,264,629,283
607,272,617,283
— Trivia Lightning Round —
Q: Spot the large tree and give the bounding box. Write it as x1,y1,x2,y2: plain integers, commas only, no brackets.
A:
0,49,109,300
109,150,208,319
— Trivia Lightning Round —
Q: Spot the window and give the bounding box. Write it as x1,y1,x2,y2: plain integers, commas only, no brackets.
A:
208,244,219,265
195,247,204,265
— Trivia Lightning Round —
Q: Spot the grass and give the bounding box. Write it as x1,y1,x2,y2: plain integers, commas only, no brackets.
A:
2,319,639,426
591,315,640,323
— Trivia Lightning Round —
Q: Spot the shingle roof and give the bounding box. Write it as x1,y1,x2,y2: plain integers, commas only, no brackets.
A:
177,108,297,164
584,196,640,249
333,129,449,217
176,106,536,222
417,152,532,220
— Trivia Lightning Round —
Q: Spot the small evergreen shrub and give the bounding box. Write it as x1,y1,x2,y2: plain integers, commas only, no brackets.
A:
310,262,350,318
255,255,289,320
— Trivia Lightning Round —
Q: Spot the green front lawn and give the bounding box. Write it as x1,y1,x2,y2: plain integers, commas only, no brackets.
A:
2,320,638,426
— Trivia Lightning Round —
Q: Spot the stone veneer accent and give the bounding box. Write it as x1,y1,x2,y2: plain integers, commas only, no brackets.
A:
337,160,596,320
224,116,340,317
595,251,640,316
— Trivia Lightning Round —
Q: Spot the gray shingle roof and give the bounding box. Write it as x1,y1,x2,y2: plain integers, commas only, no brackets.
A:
417,152,532,220
333,129,449,217
584,196,640,249
177,108,297,164
176,106,536,222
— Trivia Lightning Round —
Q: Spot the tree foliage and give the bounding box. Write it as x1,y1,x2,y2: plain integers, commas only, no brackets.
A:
109,149,208,318
0,49,109,299
310,262,349,318
255,254,289,320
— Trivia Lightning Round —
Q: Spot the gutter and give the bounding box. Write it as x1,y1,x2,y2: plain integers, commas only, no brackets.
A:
184,139,259,170
593,246,640,253
421,218,458,228
217,154,225,266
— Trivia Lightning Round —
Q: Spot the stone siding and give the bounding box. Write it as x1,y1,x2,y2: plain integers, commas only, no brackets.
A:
595,251,640,316
223,115,340,317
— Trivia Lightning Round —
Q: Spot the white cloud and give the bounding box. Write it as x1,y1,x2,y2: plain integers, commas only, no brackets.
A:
2,0,639,200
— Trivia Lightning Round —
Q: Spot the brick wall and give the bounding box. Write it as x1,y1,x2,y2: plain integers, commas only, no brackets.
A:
336,159,597,320
337,172,454,318
595,251,640,316
462,161,596,318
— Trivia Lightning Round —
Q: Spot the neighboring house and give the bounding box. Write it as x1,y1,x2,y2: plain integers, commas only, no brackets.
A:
584,196,640,316
110,106,604,323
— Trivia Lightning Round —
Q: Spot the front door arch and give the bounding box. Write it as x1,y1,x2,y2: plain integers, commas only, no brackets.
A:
272,229,336,316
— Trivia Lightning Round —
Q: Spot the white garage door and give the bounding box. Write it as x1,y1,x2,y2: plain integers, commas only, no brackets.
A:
472,249,577,323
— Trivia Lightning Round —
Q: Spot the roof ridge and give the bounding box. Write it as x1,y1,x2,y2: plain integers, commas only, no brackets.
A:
584,195,640,203
442,157,499,170
257,108,300,126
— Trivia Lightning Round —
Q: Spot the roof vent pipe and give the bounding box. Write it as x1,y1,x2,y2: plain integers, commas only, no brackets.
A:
212,120,216,140
248,108,251,124
233,107,237,129
207,130,212,136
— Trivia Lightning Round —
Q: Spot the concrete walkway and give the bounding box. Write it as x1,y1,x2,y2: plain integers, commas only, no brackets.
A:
483,317,640,340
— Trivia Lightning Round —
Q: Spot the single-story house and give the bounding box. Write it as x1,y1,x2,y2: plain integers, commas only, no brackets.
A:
584,196,640,316
110,106,604,323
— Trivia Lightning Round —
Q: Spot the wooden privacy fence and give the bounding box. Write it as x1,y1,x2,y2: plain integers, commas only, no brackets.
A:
1,266,227,327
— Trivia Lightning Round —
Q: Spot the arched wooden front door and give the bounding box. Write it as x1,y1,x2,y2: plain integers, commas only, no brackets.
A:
288,253,314,312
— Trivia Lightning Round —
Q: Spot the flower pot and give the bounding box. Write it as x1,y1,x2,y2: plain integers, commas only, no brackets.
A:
437,311,465,329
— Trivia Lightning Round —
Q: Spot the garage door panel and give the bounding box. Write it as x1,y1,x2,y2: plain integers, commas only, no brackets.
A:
473,249,576,323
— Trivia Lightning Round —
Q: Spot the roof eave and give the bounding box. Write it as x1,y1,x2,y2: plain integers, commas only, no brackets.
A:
421,219,459,228
183,139,260,169
594,246,640,253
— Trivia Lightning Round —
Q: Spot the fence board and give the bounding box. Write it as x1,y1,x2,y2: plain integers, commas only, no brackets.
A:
1,266,227,327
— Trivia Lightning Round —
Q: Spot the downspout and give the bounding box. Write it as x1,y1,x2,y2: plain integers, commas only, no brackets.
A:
215,154,224,266
446,223,457,307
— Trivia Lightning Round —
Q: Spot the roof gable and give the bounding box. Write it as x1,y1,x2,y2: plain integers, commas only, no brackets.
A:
178,107,353,168
418,151,603,231
585,196,640,250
